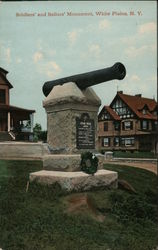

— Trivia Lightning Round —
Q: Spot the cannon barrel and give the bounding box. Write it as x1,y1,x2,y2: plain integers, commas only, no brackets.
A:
43,62,126,96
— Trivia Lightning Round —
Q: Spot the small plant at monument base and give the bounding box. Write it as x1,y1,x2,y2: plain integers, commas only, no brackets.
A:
80,151,98,175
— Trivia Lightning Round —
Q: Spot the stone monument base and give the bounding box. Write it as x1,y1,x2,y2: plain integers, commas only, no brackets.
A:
43,154,103,172
29,169,118,192
43,154,81,171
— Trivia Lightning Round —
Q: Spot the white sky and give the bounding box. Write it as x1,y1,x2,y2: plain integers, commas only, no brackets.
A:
0,1,157,130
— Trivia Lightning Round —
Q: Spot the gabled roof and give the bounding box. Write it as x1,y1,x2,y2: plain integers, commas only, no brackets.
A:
116,92,157,120
0,67,8,75
104,106,121,121
0,67,13,89
99,105,121,121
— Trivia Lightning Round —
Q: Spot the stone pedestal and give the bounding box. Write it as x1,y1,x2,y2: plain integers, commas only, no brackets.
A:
43,82,101,154
29,82,118,192
42,82,102,172
43,154,104,172
30,170,118,192
43,154,81,172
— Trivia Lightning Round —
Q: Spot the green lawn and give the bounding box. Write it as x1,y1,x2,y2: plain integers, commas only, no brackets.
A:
0,160,157,250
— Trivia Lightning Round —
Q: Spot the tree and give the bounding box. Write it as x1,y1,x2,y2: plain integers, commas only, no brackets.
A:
33,123,42,133
33,123,47,142
33,123,42,141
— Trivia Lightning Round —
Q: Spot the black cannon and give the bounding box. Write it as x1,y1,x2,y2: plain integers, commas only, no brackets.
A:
43,62,126,97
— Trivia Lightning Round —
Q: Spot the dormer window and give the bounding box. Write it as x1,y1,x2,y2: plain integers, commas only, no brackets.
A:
142,109,147,115
101,112,110,120
0,89,6,104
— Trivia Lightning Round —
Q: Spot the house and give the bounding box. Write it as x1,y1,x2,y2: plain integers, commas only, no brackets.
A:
0,67,35,141
98,91,158,153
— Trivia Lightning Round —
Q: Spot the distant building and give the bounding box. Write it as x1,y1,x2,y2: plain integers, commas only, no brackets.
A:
98,91,158,153
0,67,35,141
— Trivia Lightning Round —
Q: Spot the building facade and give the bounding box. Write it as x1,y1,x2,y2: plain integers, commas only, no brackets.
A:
98,91,158,153
0,67,35,141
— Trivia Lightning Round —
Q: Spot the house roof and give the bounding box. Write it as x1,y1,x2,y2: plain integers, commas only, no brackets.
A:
0,104,35,114
116,92,157,120
0,67,8,75
0,68,13,89
104,105,121,121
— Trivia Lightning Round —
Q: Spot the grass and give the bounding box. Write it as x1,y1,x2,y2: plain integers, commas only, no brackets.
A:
0,160,158,250
113,151,156,159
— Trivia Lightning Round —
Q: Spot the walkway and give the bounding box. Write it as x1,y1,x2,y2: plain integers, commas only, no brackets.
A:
106,160,157,175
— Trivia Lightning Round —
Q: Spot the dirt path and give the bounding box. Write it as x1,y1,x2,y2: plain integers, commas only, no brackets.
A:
106,161,157,175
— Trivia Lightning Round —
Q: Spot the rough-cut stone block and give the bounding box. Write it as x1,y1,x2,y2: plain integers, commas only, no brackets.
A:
43,82,101,154
43,154,81,171
29,169,118,192
43,154,103,172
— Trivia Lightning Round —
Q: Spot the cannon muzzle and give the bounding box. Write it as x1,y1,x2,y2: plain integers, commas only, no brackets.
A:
43,62,126,97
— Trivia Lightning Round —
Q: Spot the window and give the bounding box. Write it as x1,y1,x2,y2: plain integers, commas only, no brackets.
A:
114,121,120,130
104,122,108,131
122,107,126,114
142,109,147,115
121,137,135,146
152,121,158,131
104,112,110,120
112,99,133,118
122,121,133,130
125,138,134,146
102,137,110,147
0,89,6,104
99,112,110,121
114,137,120,146
141,120,149,130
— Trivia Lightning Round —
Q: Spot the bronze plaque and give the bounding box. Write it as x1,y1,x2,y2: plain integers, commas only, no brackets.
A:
76,113,95,149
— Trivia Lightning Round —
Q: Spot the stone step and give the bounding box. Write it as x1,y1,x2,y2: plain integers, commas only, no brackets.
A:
29,169,118,192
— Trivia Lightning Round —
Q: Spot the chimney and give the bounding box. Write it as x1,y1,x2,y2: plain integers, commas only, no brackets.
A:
135,94,142,97
117,91,123,94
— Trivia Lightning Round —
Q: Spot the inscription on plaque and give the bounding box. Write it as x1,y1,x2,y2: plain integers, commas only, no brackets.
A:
76,113,95,149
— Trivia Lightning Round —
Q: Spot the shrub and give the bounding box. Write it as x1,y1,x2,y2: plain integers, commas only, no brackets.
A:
100,150,105,155
38,131,47,142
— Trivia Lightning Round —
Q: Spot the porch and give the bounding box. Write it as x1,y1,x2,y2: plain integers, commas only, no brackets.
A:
0,104,35,141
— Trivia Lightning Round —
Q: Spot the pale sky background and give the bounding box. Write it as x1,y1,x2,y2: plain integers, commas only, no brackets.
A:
0,1,157,130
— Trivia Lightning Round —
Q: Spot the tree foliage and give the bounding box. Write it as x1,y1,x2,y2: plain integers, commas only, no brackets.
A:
33,123,47,142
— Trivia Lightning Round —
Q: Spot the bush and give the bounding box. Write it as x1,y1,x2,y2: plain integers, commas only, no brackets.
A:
32,123,47,142
100,150,105,155
33,134,38,142
38,130,47,142
113,150,156,158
